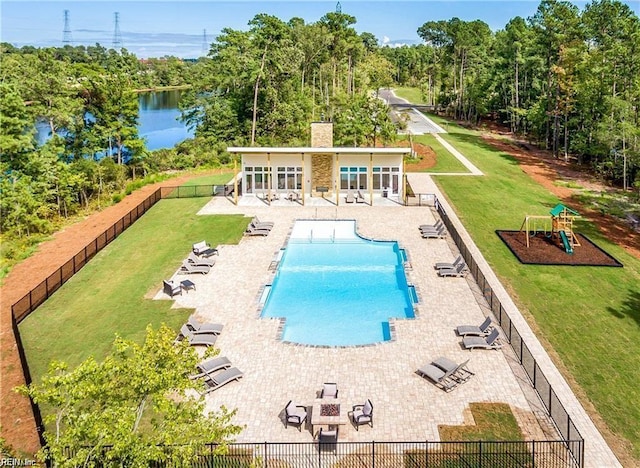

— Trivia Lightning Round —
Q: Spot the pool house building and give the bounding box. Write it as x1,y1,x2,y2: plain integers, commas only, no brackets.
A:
228,122,411,205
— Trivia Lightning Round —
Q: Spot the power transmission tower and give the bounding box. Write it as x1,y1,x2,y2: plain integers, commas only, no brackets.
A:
336,2,342,13
201,29,209,56
112,12,123,50
62,9,73,45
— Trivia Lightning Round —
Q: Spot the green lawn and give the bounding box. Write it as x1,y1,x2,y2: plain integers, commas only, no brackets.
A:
392,86,425,104
431,118,640,461
180,172,234,186
439,403,524,441
402,134,469,173
19,198,248,382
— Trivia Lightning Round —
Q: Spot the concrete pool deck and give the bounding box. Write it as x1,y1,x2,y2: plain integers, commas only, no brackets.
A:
161,197,550,443
156,183,620,466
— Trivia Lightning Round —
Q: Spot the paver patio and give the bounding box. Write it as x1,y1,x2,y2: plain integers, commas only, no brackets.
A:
157,195,553,444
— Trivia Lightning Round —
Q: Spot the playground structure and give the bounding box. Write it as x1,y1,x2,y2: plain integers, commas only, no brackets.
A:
519,204,581,254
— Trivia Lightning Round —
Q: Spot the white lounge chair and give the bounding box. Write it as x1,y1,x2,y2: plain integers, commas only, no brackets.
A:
179,261,210,274
187,252,215,267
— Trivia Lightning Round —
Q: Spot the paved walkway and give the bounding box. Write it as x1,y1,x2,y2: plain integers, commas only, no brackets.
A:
381,89,484,176
157,196,551,445
432,133,483,176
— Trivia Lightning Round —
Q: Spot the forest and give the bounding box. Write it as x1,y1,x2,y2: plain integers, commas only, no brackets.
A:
1,0,638,268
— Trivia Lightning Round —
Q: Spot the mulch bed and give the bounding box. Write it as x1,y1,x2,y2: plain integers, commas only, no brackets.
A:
496,230,623,267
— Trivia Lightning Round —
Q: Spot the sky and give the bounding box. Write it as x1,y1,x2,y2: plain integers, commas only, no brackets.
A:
2,0,639,58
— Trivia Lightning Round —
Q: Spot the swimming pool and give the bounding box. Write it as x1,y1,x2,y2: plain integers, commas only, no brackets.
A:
261,220,416,346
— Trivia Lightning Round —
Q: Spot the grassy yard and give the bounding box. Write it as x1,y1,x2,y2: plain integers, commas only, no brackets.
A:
19,197,248,383
401,134,469,174
439,403,524,441
180,172,234,186
430,117,640,461
392,86,426,104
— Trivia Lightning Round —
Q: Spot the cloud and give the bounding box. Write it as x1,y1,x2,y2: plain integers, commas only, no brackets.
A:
382,36,390,44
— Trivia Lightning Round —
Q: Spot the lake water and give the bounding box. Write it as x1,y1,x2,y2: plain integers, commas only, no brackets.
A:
36,89,193,151
138,90,193,150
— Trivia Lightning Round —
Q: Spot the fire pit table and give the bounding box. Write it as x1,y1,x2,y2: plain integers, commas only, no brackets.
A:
311,399,348,436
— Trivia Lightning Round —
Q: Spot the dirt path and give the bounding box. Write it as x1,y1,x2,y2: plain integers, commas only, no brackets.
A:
0,172,218,455
480,133,640,260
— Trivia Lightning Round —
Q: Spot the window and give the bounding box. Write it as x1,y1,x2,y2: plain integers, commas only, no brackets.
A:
340,166,367,190
276,166,303,190
373,166,400,194
244,166,271,193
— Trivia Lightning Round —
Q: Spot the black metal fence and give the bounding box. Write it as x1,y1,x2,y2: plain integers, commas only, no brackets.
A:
65,440,583,467
435,201,584,467
11,184,235,324
9,183,234,449
405,193,439,207
9,187,583,466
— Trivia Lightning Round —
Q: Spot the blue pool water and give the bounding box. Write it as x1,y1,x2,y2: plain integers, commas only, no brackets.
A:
261,220,415,346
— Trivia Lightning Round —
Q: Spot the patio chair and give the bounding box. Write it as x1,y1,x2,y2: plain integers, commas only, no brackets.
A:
179,261,210,274
422,226,446,239
245,226,271,236
463,328,502,350
318,427,338,453
249,220,272,232
190,356,232,379
419,219,443,231
456,316,493,336
356,191,365,203
175,324,217,347
351,399,373,430
432,357,475,383
202,367,244,394
192,241,218,257
345,192,355,203
252,216,274,228
321,382,338,398
187,315,224,335
163,280,181,297
437,263,467,277
420,222,445,233
434,255,464,270
284,400,308,431
187,252,216,267
416,361,458,392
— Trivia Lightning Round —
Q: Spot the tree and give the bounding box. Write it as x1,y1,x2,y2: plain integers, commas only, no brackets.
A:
417,18,493,121
248,14,289,145
19,325,242,466
333,92,397,147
